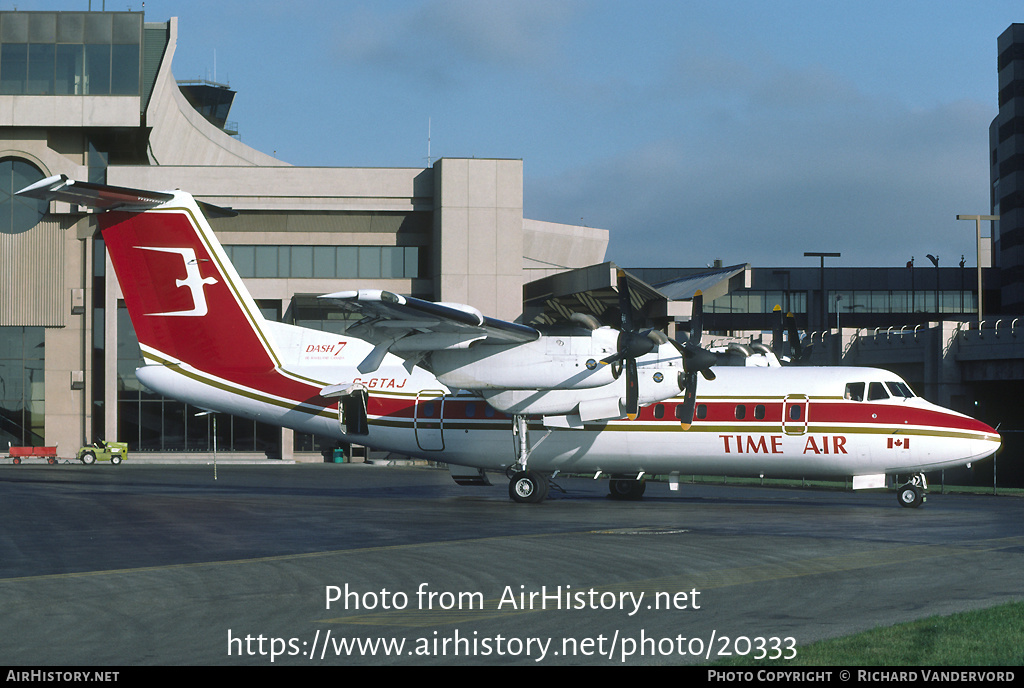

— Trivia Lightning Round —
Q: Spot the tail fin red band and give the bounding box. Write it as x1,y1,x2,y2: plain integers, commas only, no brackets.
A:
101,203,276,374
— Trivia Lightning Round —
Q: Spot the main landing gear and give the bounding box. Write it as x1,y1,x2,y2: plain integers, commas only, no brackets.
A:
608,478,646,500
508,469,549,504
896,473,927,508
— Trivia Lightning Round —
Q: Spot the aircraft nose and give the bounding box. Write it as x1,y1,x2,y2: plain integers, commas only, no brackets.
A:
975,421,1001,460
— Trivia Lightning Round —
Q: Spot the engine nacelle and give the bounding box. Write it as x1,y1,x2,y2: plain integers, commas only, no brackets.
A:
431,329,624,391
480,366,685,420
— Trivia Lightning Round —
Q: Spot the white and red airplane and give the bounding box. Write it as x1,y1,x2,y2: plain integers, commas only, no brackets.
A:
19,176,1001,507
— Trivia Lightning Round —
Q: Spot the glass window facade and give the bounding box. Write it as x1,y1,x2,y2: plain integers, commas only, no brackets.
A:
708,291,808,314
116,304,279,453
0,157,47,235
0,12,140,96
223,245,421,280
830,290,977,315
707,289,977,316
0,327,44,446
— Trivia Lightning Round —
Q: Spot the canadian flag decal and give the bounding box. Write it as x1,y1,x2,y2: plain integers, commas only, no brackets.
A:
888,437,910,449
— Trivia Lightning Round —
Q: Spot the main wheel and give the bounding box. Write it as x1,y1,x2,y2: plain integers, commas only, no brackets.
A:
609,479,647,500
897,483,924,508
509,471,548,503
80,451,96,465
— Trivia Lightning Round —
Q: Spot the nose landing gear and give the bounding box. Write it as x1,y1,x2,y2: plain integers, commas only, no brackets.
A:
896,473,927,508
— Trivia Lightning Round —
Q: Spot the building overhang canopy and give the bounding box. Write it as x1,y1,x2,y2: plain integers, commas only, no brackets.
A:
522,261,750,329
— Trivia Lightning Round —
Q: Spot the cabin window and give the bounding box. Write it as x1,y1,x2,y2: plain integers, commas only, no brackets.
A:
695,404,707,420
868,382,889,401
788,404,802,421
735,404,746,420
754,404,765,419
845,382,865,401
654,404,664,419
465,403,476,418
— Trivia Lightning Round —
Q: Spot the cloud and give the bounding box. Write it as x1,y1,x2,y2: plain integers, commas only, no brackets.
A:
526,57,993,268
331,0,579,85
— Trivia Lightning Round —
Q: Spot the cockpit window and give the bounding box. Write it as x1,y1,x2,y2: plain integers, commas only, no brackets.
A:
886,381,914,398
844,382,865,401
867,382,890,400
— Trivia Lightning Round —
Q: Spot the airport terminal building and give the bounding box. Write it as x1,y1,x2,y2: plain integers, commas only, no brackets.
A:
0,10,608,459
3,10,1024,475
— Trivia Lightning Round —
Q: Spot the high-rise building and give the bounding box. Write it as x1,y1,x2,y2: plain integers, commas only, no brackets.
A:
990,23,1024,312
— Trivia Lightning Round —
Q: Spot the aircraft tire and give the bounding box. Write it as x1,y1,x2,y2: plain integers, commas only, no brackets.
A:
509,471,548,504
80,451,96,465
608,479,646,500
897,483,924,508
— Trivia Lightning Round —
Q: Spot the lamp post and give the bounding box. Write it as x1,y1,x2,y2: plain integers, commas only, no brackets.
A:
195,410,218,480
926,254,939,315
956,214,998,323
804,252,841,332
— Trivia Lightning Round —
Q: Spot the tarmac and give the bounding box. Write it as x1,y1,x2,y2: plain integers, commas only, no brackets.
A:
1,462,1022,666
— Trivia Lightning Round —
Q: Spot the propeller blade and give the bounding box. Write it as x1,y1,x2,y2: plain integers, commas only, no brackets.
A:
625,357,639,420
786,311,804,360
772,305,785,356
690,290,704,344
676,371,697,429
616,269,635,332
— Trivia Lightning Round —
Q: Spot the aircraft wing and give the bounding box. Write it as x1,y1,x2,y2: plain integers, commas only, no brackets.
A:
320,290,540,373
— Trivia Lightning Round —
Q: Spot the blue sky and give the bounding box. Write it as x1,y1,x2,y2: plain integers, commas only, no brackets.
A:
11,1,1022,268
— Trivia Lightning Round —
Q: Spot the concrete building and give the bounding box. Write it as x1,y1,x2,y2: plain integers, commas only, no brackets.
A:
0,10,607,459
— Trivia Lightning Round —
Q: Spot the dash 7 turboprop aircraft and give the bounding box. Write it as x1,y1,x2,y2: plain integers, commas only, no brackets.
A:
19,176,1001,507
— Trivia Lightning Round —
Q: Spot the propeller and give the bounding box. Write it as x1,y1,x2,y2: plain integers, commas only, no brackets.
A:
771,305,805,363
603,272,717,424
671,290,717,429
786,310,805,361
601,270,660,419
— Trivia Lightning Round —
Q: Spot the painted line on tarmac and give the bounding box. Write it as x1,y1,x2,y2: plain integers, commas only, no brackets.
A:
320,534,1024,627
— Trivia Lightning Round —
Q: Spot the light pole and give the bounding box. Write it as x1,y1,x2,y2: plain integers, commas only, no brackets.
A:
926,254,939,315
804,252,841,332
195,410,218,480
956,214,998,323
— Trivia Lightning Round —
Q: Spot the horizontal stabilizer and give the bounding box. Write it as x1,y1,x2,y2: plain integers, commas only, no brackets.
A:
17,175,175,209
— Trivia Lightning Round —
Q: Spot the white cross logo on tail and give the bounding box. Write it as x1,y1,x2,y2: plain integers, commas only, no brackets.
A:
136,246,219,316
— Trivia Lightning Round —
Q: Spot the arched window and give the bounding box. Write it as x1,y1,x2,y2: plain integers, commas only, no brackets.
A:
0,158,47,235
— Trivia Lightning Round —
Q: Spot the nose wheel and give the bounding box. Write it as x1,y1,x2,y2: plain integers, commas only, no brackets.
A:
896,474,927,508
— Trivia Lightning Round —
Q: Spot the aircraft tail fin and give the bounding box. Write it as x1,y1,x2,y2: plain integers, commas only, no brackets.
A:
19,176,278,375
